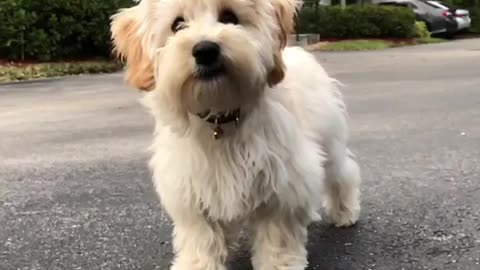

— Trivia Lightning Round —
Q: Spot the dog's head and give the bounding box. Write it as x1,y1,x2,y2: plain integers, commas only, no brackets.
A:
111,0,300,118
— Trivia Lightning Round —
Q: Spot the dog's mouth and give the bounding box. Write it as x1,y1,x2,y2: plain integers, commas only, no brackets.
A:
194,62,227,80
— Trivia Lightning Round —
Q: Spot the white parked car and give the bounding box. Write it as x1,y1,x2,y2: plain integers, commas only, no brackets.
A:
426,0,472,31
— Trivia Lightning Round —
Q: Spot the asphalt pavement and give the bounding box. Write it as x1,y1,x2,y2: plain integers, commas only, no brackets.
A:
1,39,480,270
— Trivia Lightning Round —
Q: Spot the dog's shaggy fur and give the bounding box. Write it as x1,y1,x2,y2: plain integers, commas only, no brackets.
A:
110,0,361,269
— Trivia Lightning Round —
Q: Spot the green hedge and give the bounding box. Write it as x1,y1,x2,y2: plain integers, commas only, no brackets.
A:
414,21,431,39
467,7,480,33
296,5,416,39
0,0,134,61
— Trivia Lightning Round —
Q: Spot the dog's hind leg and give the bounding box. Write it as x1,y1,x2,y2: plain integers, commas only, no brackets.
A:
322,138,361,227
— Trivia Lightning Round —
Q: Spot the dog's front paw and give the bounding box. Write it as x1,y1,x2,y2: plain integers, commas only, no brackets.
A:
171,260,227,270
325,203,360,228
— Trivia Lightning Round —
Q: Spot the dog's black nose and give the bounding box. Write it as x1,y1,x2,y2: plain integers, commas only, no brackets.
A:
192,41,220,66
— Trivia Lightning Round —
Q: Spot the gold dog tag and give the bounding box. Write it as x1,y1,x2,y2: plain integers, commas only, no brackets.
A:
213,118,223,139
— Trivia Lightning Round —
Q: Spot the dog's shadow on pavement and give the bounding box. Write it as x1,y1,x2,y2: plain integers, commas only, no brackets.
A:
228,222,366,270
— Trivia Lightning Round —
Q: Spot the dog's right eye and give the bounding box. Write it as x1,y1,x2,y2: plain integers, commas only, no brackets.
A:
219,9,239,25
171,17,187,33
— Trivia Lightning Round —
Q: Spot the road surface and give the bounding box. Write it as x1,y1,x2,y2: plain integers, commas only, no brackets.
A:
1,39,480,270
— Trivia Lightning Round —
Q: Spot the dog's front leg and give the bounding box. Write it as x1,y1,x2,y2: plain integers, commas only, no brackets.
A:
170,214,228,270
251,210,310,270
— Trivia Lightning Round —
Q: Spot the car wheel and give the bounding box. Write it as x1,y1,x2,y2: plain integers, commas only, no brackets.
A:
443,31,455,39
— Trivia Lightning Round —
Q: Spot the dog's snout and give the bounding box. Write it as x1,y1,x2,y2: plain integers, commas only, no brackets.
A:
192,41,220,66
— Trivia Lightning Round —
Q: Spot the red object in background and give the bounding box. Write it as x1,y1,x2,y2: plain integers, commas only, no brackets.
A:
442,11,452,17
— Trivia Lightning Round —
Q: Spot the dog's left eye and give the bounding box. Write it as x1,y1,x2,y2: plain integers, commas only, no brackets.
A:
172,17,187,33
218,9,239,25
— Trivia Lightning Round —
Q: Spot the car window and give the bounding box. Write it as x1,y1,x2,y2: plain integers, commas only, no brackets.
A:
425,1,455,10
426,1,448,9
437,1,455,9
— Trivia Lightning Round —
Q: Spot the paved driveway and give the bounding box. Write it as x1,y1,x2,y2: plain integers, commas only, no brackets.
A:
1,39,480,270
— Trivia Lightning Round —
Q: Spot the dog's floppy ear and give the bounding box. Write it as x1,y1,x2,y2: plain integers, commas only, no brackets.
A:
272,0,301,49
268,0,301,86
268,51,286,87
111,6,154,91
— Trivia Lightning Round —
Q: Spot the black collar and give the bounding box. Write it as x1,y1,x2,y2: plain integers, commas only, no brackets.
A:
196,108,241,139
197,108,241,125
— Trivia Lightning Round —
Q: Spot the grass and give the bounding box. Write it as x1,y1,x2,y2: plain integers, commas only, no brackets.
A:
317,40,391,51
0,61,124,83
414,37,445,45
306,38,447,52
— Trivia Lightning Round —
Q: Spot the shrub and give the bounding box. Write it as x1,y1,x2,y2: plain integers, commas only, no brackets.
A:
0,0,135,61
442,0,478,8
414,21,431,38
296,5,416,39
468,7,480,33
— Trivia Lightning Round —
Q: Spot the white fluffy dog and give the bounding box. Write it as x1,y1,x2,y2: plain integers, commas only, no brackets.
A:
110,0,361,269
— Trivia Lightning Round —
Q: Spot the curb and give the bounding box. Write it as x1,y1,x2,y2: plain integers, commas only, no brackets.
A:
288,33,321,46
0,77,65,87
0,72,124,87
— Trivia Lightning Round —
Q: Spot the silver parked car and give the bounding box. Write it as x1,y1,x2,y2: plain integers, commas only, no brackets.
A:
376,0,459,37
426,0,472,31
